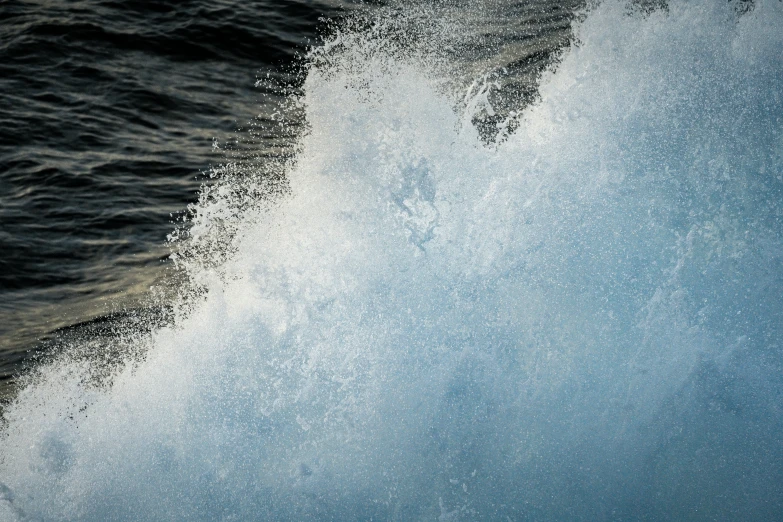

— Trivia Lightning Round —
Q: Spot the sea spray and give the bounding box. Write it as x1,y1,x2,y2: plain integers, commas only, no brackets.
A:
2,0,783,519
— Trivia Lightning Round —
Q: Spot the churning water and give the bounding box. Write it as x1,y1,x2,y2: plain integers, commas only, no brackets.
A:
2,0,783,519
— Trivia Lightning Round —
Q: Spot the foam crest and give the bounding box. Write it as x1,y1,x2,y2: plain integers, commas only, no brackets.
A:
2,1,783,519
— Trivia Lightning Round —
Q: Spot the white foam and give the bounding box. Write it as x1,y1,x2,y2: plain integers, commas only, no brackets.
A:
2,1,782,519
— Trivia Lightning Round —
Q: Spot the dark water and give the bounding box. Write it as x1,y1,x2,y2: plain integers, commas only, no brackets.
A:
0,0,359,392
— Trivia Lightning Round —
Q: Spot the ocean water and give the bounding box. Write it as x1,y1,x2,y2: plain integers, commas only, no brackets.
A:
2,0,783,520
0,0,360,392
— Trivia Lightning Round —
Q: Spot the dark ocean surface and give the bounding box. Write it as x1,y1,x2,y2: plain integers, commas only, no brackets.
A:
0,0,575,397
0,0,357,394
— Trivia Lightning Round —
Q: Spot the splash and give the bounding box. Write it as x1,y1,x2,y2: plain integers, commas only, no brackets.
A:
2,1,783,519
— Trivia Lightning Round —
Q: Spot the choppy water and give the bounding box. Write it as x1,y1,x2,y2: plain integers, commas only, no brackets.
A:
2,0,783,520
0,0,360,391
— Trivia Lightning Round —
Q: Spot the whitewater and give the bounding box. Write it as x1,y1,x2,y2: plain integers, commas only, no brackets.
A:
2,0,783,519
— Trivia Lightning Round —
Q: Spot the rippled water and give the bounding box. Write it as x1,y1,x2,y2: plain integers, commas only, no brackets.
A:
0,0,365,391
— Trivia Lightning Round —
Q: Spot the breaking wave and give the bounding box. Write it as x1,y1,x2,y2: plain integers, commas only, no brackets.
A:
2,1,783,519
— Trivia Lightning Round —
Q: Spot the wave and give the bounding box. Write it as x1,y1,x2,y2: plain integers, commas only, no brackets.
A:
2,0,783,519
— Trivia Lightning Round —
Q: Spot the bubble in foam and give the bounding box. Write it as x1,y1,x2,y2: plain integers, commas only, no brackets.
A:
2,0,783,520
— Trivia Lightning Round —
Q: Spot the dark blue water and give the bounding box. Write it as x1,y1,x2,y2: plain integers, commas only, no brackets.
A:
2,0,782,520
0,0,361,393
